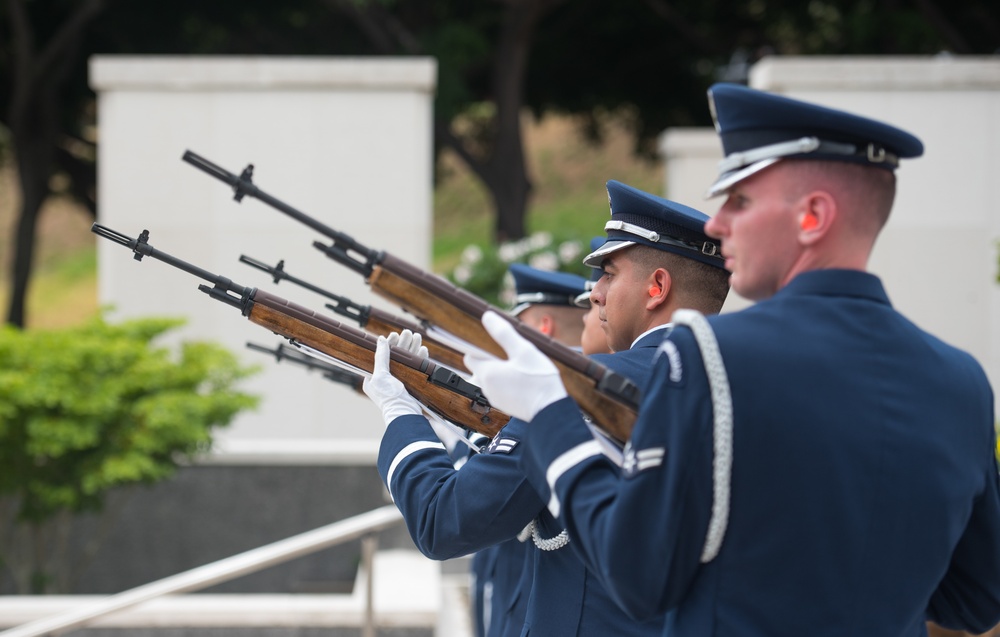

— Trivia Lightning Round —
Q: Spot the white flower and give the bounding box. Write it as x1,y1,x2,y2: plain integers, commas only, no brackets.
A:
558,240,582,264
498,242,521,263
461,244,483,264
529,251,559,271
453,264,472,285
498,272,516,306
528,231,553,250
501,271,514,291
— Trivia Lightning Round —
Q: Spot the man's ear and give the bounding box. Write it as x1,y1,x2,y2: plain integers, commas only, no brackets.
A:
646,268,671,310
798,191,836,244
538,314,554,336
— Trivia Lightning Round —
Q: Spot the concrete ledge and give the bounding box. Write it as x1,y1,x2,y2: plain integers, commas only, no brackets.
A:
751,55,1000,91
199,439,380,466
90,56,438,93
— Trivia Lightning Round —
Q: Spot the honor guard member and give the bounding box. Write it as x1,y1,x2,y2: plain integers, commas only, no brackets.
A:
365,180,730,637
367,263,589,637
479,255,612,637
506,184,729,637
471,263,590,637
465,84,1000,637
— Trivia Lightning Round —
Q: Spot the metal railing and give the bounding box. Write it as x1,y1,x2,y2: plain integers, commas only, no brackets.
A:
0,505,403,637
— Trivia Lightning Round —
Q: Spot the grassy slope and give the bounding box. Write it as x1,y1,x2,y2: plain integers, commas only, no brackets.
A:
0,166,98,329
0,112,662,329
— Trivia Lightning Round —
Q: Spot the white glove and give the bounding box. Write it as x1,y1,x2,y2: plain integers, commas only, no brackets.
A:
464,311,567,422
386,329,429,359
363,334,424,426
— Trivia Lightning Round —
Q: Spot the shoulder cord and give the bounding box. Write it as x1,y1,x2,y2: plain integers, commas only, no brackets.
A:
671,309,733,564
517,520,570,551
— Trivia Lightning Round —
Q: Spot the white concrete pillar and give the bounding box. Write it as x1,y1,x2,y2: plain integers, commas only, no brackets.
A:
90,56,437,462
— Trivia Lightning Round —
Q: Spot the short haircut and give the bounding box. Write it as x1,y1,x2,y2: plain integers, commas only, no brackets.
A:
783,160,897,233
518,304,586,346
625,244,730,314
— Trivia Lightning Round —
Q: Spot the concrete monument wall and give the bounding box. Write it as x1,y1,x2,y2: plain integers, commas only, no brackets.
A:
90,56,437,464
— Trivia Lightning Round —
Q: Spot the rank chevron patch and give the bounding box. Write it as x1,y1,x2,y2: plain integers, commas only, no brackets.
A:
486,436,520,455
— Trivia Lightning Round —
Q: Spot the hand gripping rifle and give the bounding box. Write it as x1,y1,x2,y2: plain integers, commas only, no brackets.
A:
182,150,640,442
246,341,365,392
238,255,469,373
91,223,508,438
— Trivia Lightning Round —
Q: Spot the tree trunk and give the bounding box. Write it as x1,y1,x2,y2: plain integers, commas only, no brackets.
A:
4,0,106,328
7,147,50,328
446,0,565,243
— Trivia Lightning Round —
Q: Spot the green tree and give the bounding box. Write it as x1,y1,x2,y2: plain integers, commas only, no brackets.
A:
0,314,258,594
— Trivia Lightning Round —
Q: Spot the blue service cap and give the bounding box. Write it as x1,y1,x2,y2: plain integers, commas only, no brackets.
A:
508,263,589,317
574,237,605,308
582,180,724,271
706,83,924,198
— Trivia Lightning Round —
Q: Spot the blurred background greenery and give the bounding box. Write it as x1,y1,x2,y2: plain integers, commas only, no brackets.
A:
1,0,996,329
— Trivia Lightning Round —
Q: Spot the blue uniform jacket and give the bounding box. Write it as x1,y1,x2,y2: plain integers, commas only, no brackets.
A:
520,270,1000,636
471,538,534,637
376,329,670,636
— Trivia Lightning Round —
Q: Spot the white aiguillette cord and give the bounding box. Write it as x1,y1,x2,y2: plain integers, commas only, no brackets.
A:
670,309,733,564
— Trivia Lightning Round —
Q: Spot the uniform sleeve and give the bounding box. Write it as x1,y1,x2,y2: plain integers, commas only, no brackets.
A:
518,331,715,621
926,414,1000,633
377,414,545,560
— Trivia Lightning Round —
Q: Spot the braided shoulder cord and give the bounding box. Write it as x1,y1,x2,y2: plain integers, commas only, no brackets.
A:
518,520,570,551
671,309,733,563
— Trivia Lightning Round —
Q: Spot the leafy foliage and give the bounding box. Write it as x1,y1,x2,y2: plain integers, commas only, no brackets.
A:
0,315,259,524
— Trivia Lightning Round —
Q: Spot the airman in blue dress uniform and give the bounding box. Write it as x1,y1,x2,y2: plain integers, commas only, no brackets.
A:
465,83,1000,637
363,184,730,636
471,263,589,637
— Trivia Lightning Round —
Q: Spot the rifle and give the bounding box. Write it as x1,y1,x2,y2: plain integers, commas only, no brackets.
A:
238,255,469,373
91,222,508,438
182,150,640,442
246,341,365,392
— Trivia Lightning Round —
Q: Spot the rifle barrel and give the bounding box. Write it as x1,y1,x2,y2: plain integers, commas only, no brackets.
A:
91,223,252,301
246,341,364,389
182,150,378,274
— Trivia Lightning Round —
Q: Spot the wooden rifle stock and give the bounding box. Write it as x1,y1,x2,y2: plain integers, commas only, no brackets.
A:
238,255,469,373
344,304,469,372
247,290,506,438
352,305,468,373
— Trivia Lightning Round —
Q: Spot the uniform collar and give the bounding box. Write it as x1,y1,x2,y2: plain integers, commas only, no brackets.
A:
630,323,672,350
777,269,891,306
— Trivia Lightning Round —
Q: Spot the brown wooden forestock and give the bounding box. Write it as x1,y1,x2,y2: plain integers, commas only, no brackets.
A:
364,306,470,373
247,290,507,438
368,256,637,442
